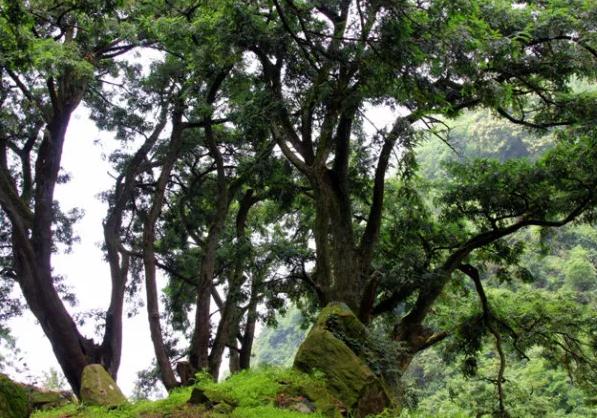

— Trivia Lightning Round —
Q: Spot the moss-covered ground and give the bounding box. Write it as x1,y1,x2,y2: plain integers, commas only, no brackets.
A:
31,368,367,418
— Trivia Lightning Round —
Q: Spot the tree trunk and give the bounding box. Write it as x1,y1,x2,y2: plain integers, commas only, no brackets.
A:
209,295,238,378
142,110,185,390
208,190,256,378
100,265,127,378
188,116,229,374
189,285,211,373
102,112,167,379
12,239,91,394
8,112,98,394
311,169,364,312
239,291,258,370
228,339,241,374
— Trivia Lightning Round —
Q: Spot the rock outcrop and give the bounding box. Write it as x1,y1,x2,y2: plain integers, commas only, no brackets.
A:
79,364,127,407
293,302,392,417
0,373,29,418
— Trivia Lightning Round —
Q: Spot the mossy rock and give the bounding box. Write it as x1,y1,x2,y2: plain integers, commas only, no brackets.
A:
0,373,30,418
23,386,71,411
79,364,127,407
294,303,391,417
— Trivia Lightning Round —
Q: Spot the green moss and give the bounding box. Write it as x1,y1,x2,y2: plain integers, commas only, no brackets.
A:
31,403,79,418
197,367,337,415
314,303,368,338
295,328,374,407
0,373,29,418
25,387,71,411
32,368,341,418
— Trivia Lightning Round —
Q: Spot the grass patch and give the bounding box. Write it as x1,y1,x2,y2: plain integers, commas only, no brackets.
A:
32,368,336,418
196,367,330,417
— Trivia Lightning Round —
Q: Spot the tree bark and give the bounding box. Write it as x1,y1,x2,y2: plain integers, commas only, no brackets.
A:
142,108,185,390
311,168,364,312
239,295,258,370
188,122,229,373
208,190,257,378
228,337,241,374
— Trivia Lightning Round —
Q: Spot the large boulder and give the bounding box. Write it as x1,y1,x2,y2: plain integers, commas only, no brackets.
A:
293,303,392,417
79,364,127,407
0,373,29,418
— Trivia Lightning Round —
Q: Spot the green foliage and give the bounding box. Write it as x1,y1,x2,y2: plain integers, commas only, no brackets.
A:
197,367,328,414
31,385,194,418
402,346,597,418
391,107,597,417
439,130,597,230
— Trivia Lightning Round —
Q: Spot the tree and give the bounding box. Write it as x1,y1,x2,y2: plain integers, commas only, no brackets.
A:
0,0,139,394
208,0,596,369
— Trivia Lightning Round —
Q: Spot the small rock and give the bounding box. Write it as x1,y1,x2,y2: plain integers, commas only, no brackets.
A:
79,364,127,407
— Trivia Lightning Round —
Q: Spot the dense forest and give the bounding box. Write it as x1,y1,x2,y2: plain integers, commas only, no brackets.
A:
0,0,595,417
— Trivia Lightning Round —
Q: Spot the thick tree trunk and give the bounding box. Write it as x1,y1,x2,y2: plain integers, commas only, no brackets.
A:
8,112,101,394
13,241,91,394
311,170,364,313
